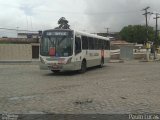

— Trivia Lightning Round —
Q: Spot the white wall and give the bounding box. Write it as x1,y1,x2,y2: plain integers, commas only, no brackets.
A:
0,44,32,61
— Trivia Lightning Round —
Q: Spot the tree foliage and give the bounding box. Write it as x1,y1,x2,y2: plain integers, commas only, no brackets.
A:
119,25,155,44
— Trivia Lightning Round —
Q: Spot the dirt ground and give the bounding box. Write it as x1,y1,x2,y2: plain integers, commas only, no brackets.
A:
0,61,160,114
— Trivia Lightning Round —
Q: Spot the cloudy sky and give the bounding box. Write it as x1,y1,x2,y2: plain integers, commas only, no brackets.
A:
0,0,160,37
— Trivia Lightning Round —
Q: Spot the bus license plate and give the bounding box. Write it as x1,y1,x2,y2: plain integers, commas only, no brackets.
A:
53,65,59,69
48,65,59,69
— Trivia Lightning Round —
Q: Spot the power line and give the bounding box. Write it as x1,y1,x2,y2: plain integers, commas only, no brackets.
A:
0,27,38,32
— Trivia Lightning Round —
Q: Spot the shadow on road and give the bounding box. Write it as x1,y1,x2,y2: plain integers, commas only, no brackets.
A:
45,65,108,76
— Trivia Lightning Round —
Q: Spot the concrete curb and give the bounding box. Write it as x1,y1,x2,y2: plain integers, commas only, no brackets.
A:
109,60,124,63
0,61,32,63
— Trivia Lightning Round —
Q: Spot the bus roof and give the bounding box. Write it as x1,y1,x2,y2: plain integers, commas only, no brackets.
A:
75,30,110,41
43,29,110,41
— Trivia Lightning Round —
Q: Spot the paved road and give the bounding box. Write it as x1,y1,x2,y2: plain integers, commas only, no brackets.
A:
0,61,160,114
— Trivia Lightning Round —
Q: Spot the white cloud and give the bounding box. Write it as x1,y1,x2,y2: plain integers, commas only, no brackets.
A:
85,0,160,32
0,0,160,37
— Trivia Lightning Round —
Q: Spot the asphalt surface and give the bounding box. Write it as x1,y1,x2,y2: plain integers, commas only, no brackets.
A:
0,61,160,114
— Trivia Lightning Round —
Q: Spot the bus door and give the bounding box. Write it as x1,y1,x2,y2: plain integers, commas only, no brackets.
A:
74,36,82,68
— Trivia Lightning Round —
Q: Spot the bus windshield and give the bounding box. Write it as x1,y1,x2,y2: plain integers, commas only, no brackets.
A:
40,31,73,57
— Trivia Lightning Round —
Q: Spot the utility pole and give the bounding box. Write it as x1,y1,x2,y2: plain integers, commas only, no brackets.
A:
142,6,150,42
153,13,160,59
142,6,151,61
105,27,110,37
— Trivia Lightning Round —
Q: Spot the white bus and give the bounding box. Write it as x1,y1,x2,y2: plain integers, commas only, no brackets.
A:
39,29,110,73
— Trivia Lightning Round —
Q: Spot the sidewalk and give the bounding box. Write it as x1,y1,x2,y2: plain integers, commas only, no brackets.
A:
0,59,40,65
140,53,160,62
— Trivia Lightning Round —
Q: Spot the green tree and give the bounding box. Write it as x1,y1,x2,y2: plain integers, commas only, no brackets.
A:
119,25,154,44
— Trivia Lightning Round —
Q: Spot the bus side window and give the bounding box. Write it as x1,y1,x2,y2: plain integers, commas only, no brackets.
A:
106,41,110,50
88,37,94,50
101,40,104,49
98,39,102,50
82,36,88,49
95,38,98,50
75,36,82,54
104,41,107,50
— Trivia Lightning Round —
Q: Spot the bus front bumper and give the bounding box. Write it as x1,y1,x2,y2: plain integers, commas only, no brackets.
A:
39,62,76,71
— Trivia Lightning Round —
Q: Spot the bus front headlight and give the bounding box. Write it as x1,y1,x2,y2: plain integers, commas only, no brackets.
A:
40,57,45,64
66,57,72,64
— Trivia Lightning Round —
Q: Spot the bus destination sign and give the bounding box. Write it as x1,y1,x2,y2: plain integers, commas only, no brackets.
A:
46,31,68,36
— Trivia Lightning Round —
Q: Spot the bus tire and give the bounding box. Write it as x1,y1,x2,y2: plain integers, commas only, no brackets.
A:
79,60,87,73
99,58,104,68
52,70,60,73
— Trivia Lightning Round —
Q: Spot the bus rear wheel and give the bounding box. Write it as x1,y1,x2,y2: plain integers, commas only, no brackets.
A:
79,60,87,73
52,70,60,73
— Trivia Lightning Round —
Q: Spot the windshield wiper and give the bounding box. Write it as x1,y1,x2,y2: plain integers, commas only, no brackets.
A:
58,36,66,45
48,37,56,46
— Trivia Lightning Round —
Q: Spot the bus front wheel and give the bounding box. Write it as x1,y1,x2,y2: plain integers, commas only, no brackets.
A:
52,70,60,73
79,60,87,73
